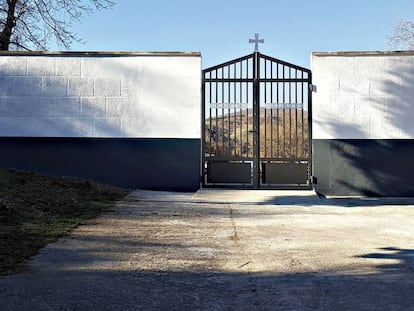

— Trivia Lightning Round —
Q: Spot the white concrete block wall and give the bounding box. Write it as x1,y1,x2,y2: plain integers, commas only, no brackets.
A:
0,52,201,138
311,51,414,139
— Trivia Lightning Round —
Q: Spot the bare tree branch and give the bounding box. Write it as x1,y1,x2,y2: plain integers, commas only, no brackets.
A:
388,16,414,50
0,0,115,51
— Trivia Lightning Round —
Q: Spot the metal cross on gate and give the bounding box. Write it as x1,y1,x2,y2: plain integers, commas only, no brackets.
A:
249,33,264,52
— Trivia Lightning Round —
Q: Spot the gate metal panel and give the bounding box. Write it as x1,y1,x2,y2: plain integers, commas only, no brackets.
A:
202,52,312,189
207,162,252,184
262,162,308,185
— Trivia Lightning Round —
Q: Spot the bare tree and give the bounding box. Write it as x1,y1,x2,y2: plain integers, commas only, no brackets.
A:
388,16,414,50
0,0,114,51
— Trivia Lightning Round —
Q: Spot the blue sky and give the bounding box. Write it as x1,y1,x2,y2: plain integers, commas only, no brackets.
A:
65,0,414,69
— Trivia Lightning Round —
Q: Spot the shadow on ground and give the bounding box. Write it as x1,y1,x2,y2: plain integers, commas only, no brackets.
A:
1,191,414,310
1,245,413,311
262,195,414,207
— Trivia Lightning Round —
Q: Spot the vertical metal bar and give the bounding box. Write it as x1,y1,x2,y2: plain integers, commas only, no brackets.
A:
282,65,285,158
208,78,214,156
301,73,305,159
234,65,237,157
295,69,298,159
201,71,206,187
227,67,231,157
246,60,249,158
264,59,267,159
270,62,273,158
276,64,280,158
221,67,225,157
308,72,313,185
209,78,212,158
240,61,243,157
289,67,292,158
253,52,260,188
214,70,220,157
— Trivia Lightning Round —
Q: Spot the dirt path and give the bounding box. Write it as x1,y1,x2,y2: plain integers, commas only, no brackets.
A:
1,190,414,310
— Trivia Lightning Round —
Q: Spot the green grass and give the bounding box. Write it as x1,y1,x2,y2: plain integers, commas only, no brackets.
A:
0,168,129,274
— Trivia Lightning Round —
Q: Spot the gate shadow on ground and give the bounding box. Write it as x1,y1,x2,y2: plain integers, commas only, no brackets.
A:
260,195,414,207
136,189,414,208
123,195,414,210
193,195,414,207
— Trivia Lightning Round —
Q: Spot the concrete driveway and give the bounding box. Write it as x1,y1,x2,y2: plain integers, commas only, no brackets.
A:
1,189,414,310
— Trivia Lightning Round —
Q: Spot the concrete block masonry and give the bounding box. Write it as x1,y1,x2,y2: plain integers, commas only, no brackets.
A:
0,52,202,190
56,58,81,76
42,77,68,97
67,77,94,96
0,52,201,139
0,57,27,75
312,51,414,140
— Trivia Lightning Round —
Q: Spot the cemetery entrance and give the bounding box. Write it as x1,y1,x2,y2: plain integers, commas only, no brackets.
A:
202,52,312,189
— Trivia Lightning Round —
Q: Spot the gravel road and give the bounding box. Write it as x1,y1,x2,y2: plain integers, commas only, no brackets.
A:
1,189,414,310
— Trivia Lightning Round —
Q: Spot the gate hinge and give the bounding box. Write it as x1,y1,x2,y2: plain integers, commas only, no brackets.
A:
309,84,317,92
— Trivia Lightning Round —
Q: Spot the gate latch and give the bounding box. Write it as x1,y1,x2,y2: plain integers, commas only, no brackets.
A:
309,84,317,92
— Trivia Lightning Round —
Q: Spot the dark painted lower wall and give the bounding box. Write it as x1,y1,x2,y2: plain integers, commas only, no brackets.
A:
0,137,201,191
313,139,414,197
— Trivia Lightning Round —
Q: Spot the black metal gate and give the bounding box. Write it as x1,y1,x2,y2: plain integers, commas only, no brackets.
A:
202,52,312,189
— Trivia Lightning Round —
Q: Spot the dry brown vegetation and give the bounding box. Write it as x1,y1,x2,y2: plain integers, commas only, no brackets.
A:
205,108,309,159
0,168,128,274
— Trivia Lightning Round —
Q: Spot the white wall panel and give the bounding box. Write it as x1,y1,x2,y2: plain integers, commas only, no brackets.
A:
0,52,201,138
312,51,414,139
0,57,27,75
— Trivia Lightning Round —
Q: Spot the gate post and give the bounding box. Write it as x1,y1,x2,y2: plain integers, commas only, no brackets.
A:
201,72,206,188
253,52,260,188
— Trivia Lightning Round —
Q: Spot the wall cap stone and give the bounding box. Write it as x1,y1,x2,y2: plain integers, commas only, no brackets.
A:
0,51,201,57
312,50,414,57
